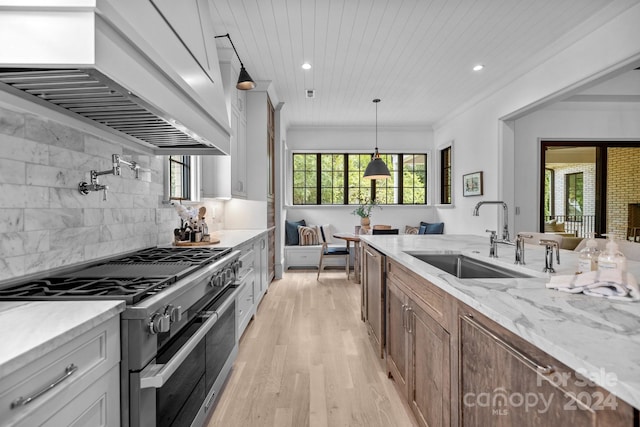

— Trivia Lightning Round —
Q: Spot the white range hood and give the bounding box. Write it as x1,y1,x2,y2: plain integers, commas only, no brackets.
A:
0,0,232,155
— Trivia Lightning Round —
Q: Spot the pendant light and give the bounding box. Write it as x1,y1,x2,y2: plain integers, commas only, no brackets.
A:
363,98,391,180
214,33,256,90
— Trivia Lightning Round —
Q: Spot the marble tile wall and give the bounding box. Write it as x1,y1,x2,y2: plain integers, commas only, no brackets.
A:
0,104,177,281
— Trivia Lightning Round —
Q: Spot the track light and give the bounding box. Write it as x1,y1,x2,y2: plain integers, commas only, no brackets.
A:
214,33,255,90
363,99,390,180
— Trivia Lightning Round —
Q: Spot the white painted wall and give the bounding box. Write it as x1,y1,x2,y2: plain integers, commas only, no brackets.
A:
285,126,437,233
433,2,640,238
513,103,640,233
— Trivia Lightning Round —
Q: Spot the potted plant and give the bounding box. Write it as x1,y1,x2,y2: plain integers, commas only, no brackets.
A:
352,196,380,229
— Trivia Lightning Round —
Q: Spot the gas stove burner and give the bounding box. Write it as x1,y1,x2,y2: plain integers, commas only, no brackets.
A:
0,246,236,306
0,276,176,305
108,247,231,265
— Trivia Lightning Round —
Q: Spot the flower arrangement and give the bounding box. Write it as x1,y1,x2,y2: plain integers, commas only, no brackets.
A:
351,196,380,218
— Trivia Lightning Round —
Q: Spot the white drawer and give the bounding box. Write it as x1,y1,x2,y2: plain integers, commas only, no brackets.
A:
0,316,120,426
236,274,255,338
287,249,321,267
24,364,120,427
238,249,255,277
237,270,255,316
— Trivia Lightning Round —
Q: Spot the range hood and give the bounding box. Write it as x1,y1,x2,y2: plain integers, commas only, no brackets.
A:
0,1,232,155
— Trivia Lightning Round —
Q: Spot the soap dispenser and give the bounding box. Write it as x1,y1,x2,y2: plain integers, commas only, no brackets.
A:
597,234,627,272
577,233,599,273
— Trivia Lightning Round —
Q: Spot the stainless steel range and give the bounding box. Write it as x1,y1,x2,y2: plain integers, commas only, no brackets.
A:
0,246,241,427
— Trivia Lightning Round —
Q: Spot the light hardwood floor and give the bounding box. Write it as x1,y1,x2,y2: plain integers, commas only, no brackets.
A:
206,270,418,427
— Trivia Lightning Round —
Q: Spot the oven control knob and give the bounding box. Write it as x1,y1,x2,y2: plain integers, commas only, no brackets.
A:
164,304,182,323
149,312,171,334
210,273,223,287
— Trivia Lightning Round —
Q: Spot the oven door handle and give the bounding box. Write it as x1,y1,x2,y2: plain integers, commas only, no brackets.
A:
139,285,241,389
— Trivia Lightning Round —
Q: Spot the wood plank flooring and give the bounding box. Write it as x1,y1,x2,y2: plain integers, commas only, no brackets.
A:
206,270,418,427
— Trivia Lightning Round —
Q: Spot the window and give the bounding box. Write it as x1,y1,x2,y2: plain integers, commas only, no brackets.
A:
544,168,554,217
169,155,191,200
292,153,427,205
440,146,452,204
565,172,583,219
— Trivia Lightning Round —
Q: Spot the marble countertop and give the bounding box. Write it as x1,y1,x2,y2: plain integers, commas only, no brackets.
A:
359,234,640,409
0,300,125,378
166,229,270,250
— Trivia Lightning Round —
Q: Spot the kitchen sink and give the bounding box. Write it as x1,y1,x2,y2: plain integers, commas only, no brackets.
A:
407,253,532,279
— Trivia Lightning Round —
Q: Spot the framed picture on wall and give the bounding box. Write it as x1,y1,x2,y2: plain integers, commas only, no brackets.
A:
463,171,483,197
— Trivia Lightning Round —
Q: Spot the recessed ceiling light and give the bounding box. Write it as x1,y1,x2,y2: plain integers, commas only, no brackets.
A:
473,64,484,71
302,62,312,70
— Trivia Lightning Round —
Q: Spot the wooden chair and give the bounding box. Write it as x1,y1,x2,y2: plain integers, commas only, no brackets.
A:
372,228,399,235
372,224,391,230
317,242,350,280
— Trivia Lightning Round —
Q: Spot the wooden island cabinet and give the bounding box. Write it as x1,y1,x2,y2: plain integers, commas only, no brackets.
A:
458,304,636,427
385,258,453,427
373,257,638,427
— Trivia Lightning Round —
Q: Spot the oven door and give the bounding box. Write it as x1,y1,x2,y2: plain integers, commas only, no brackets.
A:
130,286,239,427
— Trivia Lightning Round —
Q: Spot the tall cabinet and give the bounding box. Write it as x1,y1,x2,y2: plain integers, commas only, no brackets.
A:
246,85,276,282
201,49,247,199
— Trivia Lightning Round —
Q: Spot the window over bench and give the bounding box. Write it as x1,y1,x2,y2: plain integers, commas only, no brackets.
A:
292,153,427,205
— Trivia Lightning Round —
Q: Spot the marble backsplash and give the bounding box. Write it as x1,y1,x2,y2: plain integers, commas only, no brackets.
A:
0,104,178,282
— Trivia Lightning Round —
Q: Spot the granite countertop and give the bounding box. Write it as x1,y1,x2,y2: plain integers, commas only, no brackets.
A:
359,234,640,409
0,300,125,378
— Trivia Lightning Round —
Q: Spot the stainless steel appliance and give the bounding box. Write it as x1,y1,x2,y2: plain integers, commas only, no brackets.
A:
0,246,241,427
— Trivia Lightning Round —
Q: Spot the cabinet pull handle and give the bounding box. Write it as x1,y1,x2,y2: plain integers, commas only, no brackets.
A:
11,363,78,409
401,304,407,329
407,307,413,334
464,314,554,375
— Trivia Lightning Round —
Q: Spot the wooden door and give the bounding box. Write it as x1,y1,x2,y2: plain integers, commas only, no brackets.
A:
386,278,409,399
266,97,275,281
459,312,634,427
410,302,450,427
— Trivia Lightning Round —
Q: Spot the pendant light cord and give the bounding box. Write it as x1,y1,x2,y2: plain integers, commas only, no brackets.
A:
373,98,381,154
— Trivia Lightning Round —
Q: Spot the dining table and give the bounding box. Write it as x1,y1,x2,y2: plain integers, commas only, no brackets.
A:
332,232,362,283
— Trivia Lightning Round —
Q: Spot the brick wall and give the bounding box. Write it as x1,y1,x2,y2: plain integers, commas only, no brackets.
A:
607,148,640,239
552,163,596,216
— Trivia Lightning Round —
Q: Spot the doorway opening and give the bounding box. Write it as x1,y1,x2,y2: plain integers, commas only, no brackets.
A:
540,141,640,240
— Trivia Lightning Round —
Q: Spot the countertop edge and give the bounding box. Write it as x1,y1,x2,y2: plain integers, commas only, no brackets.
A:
0,300,125,378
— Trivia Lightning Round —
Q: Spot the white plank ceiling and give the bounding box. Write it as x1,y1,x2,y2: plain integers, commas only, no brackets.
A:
208,0,638,128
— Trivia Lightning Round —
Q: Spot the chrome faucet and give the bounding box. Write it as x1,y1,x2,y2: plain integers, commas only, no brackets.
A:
473,201,510,242
515,233,533,265
78,170,110,201
486,229,498,258
78,154,142,201
539,239,560,273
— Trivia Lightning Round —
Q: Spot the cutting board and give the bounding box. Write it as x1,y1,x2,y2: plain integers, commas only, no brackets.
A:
173,238,220,246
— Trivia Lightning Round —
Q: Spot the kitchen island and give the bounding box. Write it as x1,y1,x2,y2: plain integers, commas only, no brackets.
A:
359,234,640,424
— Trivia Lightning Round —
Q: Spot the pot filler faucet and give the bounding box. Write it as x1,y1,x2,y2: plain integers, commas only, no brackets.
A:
78,154,141,201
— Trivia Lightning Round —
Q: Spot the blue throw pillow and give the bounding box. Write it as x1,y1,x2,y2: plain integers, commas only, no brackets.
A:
285,219,306,245
420,221,444,234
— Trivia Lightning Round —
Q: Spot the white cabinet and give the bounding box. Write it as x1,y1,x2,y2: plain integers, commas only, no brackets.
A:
230,107,247,198
201,54,247,199
257,234,269,301
1,316,120,427
236,240,257,337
